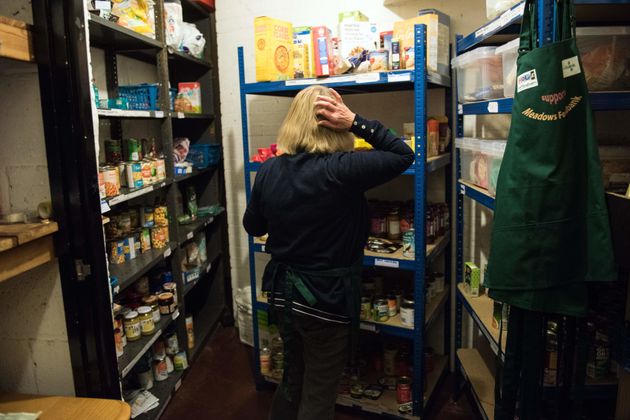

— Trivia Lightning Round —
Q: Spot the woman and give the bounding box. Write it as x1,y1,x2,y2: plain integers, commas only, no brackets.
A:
243,85,413,420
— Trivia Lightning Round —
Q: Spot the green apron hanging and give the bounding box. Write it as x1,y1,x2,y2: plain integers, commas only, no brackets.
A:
486,0,616,318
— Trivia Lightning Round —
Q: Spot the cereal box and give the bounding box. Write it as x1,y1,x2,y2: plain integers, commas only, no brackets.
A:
393,9,450,76
293,26,314,79
338,21,379,59
254,16,293,81
177,82,201,113
312,26,334,77
464,262,481,297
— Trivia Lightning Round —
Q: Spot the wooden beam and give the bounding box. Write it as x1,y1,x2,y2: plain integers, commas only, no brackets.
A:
0,15,35,62
0,235,55,283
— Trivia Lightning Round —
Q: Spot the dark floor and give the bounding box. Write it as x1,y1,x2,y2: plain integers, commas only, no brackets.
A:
162,326,478,420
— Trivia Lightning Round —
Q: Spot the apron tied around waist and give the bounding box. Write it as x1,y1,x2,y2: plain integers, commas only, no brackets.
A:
264,259,362,402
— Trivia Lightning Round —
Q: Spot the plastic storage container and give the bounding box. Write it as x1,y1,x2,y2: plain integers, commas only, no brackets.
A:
452,47,504,103
486,0,522,20
456,138,507,195
235,287,253,347
576,27,630,91
495,38,520,98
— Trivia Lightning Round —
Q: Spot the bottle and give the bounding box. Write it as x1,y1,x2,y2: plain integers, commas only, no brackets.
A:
387,208,401,241
427,119,440,158
260,347,271,375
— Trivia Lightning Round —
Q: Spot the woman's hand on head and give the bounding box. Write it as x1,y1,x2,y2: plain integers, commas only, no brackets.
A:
314,89,356,132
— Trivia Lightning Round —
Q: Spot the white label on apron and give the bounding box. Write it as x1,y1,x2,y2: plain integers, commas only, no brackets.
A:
517,69,539,92
562,56,581,78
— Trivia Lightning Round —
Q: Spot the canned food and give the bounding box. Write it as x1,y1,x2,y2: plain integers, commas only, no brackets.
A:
158,292,176,315
124,138,141,161
141,161,152,186
125,162,143,189
396,376,412,404
151,226,169,249
98,170,106,199
369,49,390,71
152,355,168,382
373,298,389,322
137,306,155,336
123,311,141,341
102,165,120,197
360,296,371,321
402,229,415,258
149,159,158,184
400,296,415,328
155,158,166,181
105,139,122,163
387,294,397,317
154,205,168,227
142,207,155,228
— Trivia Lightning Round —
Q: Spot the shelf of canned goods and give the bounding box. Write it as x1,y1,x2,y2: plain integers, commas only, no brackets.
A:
453,2,630,419
239,23,453,419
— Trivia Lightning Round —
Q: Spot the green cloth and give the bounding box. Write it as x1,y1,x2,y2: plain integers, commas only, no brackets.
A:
486,0,616,317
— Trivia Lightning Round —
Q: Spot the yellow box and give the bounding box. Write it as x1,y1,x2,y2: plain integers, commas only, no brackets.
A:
393,9,450,76
254,17,293,81
293,26,314,79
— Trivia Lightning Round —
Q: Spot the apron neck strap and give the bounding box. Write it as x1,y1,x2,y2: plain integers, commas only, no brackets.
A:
519,0,576,54
519,0,537,55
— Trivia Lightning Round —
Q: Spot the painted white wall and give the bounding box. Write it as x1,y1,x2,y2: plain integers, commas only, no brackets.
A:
0,2,75,396
215,0,488,297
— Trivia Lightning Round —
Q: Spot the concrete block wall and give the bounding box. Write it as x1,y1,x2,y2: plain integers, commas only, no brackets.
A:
0,1,75,396
215,0,489,298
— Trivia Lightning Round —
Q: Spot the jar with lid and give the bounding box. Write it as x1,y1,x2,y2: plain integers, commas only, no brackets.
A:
123,310,141,342
137,306,155,336
152,355,169,382
386,208,401,241
142,295,161,323
163,282,177,305
400,296,415,328
373,297,389,322
360,296,372,321
260,347,271,375
158,292,176,315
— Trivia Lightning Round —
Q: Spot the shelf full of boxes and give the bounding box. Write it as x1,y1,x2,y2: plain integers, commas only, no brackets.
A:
85,0,227,418
453,1,630,419
239,9,456,419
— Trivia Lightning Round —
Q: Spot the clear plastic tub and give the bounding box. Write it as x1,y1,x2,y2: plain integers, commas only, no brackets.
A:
456,138,507,195
495,38,520,98
576,27,630,91
452,47,504,103
486,0,522,20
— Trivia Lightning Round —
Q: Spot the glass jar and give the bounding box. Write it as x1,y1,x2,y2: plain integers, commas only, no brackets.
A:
386,208,401,241
142,295,161,323
163,282,177,305
260,347,271,375
425,212,435,244
152,355,168,382
373,297,389,322
123,310,141,342
400,296,415,328
137,306,155,336
158,292,176,315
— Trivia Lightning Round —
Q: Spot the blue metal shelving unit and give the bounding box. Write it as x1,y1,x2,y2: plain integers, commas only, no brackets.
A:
453,1,629,418
239,24,452,418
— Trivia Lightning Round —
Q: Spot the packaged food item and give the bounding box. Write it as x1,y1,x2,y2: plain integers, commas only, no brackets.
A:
125,162,143,189
142,206,155,228
176,82,202,113
338,20,379,60
369,49,390,72
186,186,198,220
331,37,351,76
137,306,155,336
105,139,122,163
427,118,440,157
124,310,141,341
393,9,450,76
108,240,125,265
140,228,151,253
158,292,176,315
373,297,389,322
380,31,393,51
163,282,178,305
102,165,121,197
114,328,124,357
400,296,414,327
186,242,201,268
464,262,481,297
111,0,156,39
123,138,142,161
152,355,168,381
260,347,271,375
165,332,179,355
396,377,412,404
338,10,369,23
391,38,401,70
186,315,195,349
141,160,153,186
151,226,169,249
293,27,313,79
402,229,415,258
312,26,334,77
154,205,168,227
174,351,189,371
198,235,207,263
155,158,166,181
98,170,106,199
486,0,522,20
254,17,293,81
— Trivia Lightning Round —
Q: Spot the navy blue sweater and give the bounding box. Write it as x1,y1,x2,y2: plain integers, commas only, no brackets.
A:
243,114,414,270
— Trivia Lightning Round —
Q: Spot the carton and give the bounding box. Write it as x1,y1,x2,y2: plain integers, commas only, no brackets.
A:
338,10,369,23
293,26,314,79
312,26,334,77
393,9,450,76
464,262,481,297
338,21,379,59
254,16,293,81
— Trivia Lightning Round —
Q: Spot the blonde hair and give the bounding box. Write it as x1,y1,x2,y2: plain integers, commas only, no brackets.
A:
277,86,354,154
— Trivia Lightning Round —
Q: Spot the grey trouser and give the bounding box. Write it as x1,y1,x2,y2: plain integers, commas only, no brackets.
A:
269,314,350,420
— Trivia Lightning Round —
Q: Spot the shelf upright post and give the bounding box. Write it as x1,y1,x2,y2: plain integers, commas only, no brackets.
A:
444,46,454,371
412,23,428,417
538,0,555,46
454,34,465,355
238,46,263,385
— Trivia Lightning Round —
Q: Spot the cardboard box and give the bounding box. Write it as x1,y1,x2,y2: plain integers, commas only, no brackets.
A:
177,82,201,113
293,26,314,79
338,10,369,23
338,21,379,58
464,262,480,297
393,9,450,76
312,26,334,77
254,16,293,81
